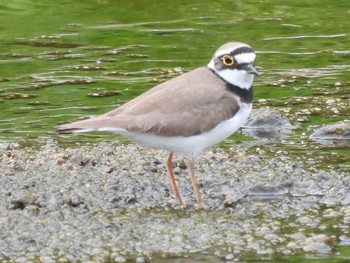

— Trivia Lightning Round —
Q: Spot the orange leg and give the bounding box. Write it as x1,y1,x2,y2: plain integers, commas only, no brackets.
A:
187,158,206,209
165,152,183,205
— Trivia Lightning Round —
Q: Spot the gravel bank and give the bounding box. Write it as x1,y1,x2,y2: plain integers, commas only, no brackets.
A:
0,139,349,262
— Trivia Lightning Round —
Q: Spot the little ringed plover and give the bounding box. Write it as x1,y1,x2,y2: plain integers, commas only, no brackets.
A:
56,42,259,209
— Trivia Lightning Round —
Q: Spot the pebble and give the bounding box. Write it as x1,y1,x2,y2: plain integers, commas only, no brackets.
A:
297,234,332,254
114,256,127,262
225,253,234,260
339,235,350,245
298,216,313,225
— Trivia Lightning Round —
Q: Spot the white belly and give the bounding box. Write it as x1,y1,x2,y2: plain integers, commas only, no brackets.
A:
122,103,252,157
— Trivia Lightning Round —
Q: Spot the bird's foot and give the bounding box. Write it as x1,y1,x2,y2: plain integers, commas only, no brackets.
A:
195,201,207,210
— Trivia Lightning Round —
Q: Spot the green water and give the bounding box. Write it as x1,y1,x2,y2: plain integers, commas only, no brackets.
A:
0,0,349,261
1,0,348,139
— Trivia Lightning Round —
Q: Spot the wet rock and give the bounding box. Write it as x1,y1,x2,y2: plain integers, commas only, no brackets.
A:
225,253,234,261
61,196,83,207
248,183,292,198
114,255,127,262
243,107,295,129
87,88,122,97
310,120,350,140
297,234,333,254
297,216,314,226
341,191,350,206
9,192,39,210
242,107,296,139
0,92,37,100
339,235,350,245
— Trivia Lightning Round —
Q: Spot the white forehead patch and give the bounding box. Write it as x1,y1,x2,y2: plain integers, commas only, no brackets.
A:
234,52,256,64
214,48,234,59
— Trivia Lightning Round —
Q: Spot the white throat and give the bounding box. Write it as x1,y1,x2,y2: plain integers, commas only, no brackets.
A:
207,60,255,90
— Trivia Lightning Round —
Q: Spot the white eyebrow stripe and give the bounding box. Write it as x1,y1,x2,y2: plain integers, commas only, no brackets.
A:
234,52,256,64
214,49,235,58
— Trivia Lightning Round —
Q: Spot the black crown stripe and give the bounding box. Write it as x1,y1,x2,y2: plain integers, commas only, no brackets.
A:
229,46,254,57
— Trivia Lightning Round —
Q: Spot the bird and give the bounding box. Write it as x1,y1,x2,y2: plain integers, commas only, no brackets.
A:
56,42,259,209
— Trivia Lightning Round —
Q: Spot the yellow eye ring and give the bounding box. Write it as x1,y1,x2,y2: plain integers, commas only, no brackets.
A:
222,55,235,66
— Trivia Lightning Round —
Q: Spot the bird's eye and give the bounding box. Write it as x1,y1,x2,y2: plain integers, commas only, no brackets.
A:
222,55,235,66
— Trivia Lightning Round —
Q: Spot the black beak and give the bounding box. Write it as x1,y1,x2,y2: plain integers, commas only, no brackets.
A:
245,63,260,77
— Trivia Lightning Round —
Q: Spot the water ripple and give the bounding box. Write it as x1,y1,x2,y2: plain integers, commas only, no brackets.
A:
256,50,323,55
90,20,188,29
264,33,347,41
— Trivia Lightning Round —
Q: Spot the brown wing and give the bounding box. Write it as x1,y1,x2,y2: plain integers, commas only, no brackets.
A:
56,67,240,137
